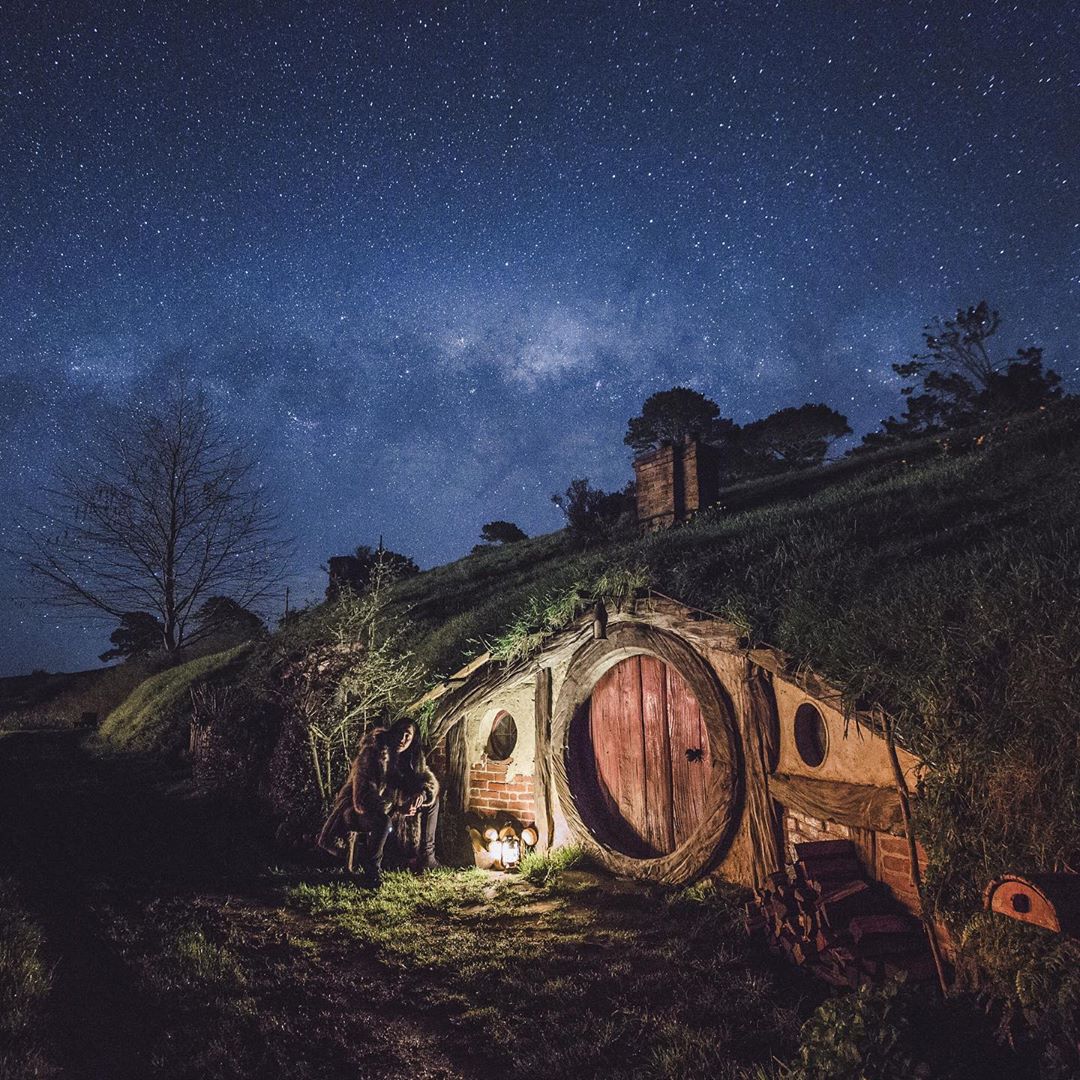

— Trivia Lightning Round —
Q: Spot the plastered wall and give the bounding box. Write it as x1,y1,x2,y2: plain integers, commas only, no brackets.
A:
772,676,919,787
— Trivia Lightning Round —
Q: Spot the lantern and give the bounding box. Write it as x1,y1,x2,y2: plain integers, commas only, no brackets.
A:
500,834,521,870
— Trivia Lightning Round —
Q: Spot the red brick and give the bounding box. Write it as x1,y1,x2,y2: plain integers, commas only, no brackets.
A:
881,854,912,875
878,835,910,856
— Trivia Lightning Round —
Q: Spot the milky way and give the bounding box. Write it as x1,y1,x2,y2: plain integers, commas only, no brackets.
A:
1,1,1077,673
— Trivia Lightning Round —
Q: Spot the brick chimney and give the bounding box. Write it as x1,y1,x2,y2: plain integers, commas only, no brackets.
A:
633,438,720,529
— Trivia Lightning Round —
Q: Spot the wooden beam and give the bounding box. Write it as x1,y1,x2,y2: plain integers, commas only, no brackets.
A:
533,667,555,850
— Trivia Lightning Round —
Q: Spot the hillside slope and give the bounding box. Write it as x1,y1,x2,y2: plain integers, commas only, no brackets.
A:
385,404,1080,935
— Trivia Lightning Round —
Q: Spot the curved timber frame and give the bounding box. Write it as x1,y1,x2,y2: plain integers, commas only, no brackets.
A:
552,622,742,884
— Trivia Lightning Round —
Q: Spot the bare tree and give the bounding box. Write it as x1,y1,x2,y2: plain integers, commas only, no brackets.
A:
19,386,291,653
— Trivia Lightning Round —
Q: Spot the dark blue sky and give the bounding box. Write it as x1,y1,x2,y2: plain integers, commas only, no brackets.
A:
2,1,1077,674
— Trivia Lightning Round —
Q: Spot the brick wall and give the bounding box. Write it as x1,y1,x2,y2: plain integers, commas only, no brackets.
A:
783,808,928,918
783,807,853,862
876,832,927,914
468,759,535,821
633,439,721,529
633,445,678,527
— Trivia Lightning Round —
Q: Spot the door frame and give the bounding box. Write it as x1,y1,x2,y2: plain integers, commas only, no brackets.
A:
552,622,742,884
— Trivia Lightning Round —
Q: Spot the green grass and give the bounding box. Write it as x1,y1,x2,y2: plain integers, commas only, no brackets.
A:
288,868,815,1079
0,878,56,1080
519,842,585,885
379,405,1080,923
98,645,250,755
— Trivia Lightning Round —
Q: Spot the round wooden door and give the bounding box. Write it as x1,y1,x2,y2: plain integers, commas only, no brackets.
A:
578,653,713,857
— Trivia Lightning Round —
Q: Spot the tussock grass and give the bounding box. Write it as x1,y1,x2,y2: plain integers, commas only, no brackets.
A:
519,842,585,885
98,645,250,755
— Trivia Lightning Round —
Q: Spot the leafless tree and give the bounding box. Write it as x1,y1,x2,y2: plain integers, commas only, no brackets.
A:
18,386,291,653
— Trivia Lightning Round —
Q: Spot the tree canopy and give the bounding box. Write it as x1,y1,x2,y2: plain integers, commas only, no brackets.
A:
735,404,852,475
624,387,736,454
480,520,528,545
863,301,1063,449
325,543,419,600
551,478,635,543
99,611,165,663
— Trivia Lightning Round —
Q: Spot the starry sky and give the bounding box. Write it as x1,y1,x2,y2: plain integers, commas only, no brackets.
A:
1,0,1077,675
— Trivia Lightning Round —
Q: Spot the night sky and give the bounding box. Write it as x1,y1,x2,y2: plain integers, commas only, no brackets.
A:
2,1,1077,675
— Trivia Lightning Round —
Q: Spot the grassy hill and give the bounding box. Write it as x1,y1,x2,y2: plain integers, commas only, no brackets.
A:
382,404,1080,986
0,663,155,732
98,646,252,756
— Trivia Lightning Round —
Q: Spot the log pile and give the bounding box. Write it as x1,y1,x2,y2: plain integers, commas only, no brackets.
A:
745,839,936,986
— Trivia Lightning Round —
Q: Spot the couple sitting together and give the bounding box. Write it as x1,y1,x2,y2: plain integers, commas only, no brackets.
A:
316,717,440,887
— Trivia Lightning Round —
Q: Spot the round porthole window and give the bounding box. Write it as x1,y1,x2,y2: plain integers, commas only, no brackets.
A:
794,703,828,768
486,712,517,761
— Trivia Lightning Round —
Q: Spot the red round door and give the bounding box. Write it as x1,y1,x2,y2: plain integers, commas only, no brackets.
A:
581,654,713,856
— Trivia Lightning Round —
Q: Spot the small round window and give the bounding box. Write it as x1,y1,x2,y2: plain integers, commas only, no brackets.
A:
486,712,517,761
794,703,828,768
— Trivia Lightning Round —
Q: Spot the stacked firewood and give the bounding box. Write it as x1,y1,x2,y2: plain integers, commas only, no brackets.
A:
744,839,936,987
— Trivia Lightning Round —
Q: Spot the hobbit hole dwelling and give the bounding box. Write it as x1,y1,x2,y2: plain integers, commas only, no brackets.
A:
418,594,926,910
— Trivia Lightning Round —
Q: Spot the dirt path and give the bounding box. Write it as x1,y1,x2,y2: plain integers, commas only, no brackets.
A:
0,730,476,1080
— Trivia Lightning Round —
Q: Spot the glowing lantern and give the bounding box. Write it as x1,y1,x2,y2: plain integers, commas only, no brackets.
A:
500,834,521,869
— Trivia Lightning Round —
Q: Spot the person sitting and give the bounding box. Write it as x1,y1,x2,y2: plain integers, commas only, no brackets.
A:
316,717,439,886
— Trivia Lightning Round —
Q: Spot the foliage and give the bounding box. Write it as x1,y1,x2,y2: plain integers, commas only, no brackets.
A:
479,520,528,544
0,878,56,1080
193,596,266,644
624,386,737,454
265,553,423,807
957,914,1080,1077
99,611,165,663
781,978,934,1079
98,645,251,755
770,976,1017,1080
325,542,419,599
734,404,851,477
551,477,636,543
489,563,651,663
863,302,1063,448
519,842,585,885
18,385,290,652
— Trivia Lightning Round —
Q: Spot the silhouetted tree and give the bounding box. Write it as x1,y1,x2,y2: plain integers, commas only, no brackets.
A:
734,404,851,476
193,595,267,644
552,478,634,543
862,302,1063,449
99,611,164,662
624,387,737,454
325,542,419,600
480,520,528,544
20,387,290,653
